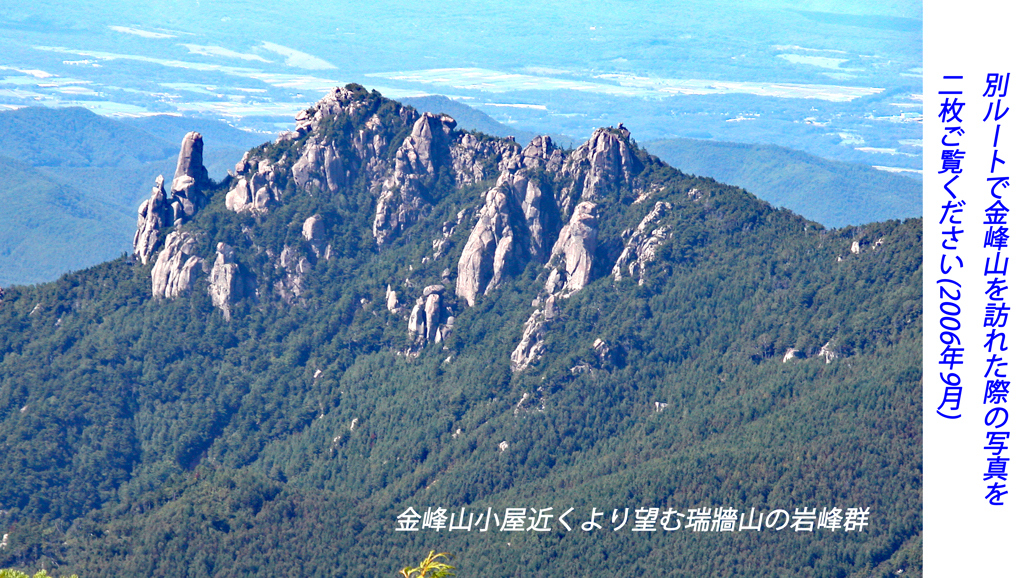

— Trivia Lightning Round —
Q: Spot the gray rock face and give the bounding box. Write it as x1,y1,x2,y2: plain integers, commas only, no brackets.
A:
302,214,329,259
612,201,673,285
435,316,455,343
408,298,426,339
521,135,564,173
174,131,209,187
517,177,556,259
133,176,171,264
227,157,281,214
547,201,599,297
275,245,312,304
209,243,243,320
510,310,546,372
455,184,517,307
424,292,443,342
373,113,457,245
169,132,209,225
151,231,204,299
509,199,601,371
292,137,347,194
134,132,212,263
386,284,400,313
559,128,637,212
407,285,449,343
454,142,562,308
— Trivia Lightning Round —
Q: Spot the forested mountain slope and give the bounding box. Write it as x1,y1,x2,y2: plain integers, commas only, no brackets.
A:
0,85,921,577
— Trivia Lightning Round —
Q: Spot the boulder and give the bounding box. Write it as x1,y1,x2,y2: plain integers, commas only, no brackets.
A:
386,284,400,313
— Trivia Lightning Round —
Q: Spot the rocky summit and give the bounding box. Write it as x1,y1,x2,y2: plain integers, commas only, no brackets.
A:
134,85,681,366
0,83,921,577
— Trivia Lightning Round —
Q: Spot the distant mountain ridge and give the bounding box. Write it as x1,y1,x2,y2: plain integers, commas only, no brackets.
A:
0,107,266,286
644,137,922,228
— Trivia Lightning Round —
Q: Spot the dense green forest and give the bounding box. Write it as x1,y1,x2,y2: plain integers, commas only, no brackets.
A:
0,85,921,577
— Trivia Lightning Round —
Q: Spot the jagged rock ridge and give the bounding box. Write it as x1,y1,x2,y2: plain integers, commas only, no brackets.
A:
132,85,675,368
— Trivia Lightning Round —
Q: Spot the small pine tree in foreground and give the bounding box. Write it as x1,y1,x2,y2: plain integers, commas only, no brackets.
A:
400,551,454,578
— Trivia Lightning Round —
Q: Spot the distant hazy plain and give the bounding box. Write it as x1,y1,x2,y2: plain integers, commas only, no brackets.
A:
0,1,922,171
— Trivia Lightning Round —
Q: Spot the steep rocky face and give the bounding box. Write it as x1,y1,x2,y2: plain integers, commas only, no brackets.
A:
209,243,246,320
151,231,204,299
455,184,520,307
613,201,673,285
423,285,444,342
292,137,347,195
169,132,209,225
454,136,563,307
133,176,171,264
173,131,209,185
132,132,212,262
508,200,602,371
373,113,456,245
521,135,564,173
510,309,547,372
302,214,330,260
559,127,638,212
275,245,312,304
547,201,599,297
227,155,284,214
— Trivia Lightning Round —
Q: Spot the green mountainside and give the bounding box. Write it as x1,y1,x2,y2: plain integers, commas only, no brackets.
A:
644,138,922,228
0,85,921,577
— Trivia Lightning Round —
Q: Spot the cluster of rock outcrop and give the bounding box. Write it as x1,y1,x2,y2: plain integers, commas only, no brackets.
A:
454,127,637,314
435,125,646,371
508,201,601,372
455,136,563,307
135,87,677,366
226,153,282,214
225,87,526,251
150,230,203,299
612,201,673,285
134,131,250,318
133,132,210,264
407,284,454,344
